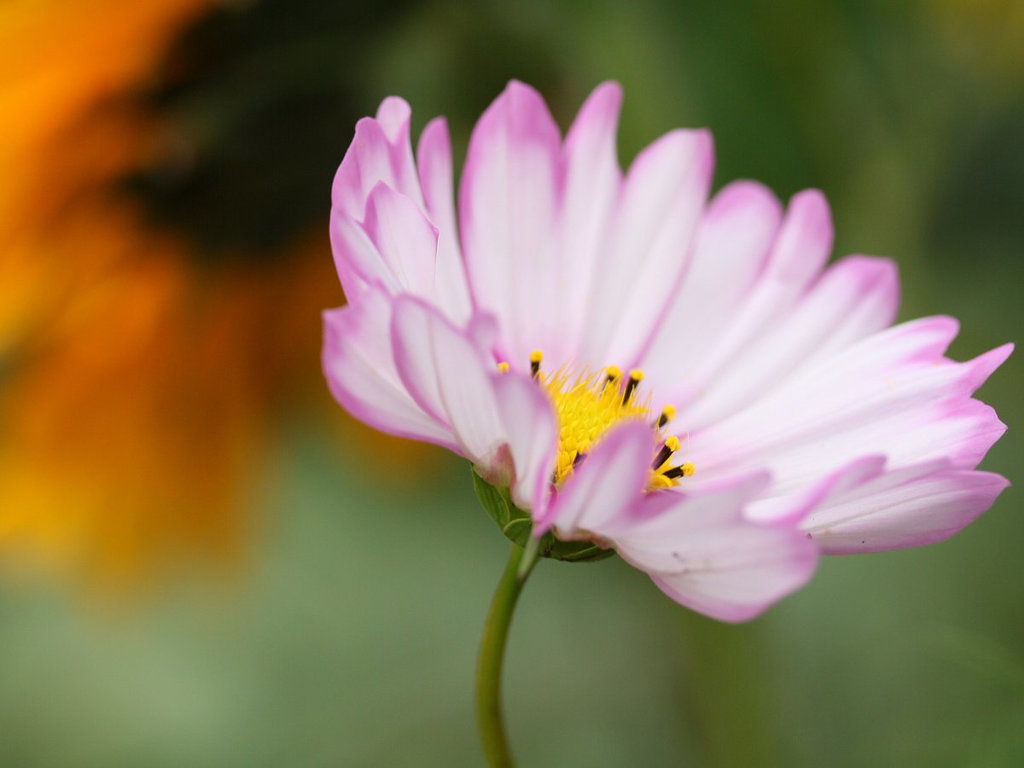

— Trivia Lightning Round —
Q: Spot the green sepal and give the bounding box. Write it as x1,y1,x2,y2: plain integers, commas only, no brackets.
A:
471,470,616,563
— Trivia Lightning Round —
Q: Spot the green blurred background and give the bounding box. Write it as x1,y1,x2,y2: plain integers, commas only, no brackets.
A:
0,0,1021,766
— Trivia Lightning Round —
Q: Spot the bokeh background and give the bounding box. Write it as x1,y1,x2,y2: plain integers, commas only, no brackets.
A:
1,0,1021,765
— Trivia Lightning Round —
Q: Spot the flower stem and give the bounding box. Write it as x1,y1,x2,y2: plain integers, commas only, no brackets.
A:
476,541,538,768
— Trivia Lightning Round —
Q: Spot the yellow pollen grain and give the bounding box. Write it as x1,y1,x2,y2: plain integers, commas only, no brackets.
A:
497,361,510,373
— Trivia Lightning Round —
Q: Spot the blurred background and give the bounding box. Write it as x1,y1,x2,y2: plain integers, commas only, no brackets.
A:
0,0,1021,765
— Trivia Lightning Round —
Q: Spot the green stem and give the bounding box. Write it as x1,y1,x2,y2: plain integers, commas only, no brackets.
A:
476,542,538,768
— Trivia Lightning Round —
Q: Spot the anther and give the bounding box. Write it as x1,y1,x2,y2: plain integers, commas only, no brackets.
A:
603,365,622,389
623,368,644,404
657,405,677,429
497,361,510,373
651,434,681,469
529,350,543,379
663,463,694,479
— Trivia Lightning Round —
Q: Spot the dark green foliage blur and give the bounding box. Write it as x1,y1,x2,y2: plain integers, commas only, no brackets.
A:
4,0,1021,765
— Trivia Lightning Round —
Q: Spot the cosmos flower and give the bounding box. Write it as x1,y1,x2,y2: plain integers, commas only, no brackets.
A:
323,81,1011,621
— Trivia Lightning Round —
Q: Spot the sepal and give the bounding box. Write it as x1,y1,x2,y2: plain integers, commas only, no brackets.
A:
472,470,615,563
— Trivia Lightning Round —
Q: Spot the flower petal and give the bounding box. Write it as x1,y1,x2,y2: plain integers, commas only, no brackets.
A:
642,181,782,402
329,209,396,301
459,80,562,364
417,116,472,323
601,475,818,623
329,183,442,306
390,295,507,466
361,182,439,299
536,420,655,536
555,81,624,364
322,289,456,450
680,255,900,428
803,463,1010,553
686,318,1012,497
491,372,559,514
648,527,817,623
332,101,423,220
579,128,714,368
666,189,833,406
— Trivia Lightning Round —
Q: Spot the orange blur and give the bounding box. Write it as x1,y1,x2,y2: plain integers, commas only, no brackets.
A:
0,1,428,587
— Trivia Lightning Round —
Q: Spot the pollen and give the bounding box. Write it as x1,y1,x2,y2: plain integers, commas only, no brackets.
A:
528,354,693,490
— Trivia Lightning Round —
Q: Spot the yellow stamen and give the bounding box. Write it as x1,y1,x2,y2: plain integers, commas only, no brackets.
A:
497,361,510,373
530,354,693,490
622,368,644,403
540,367,649,483
530,350,543,378
651,434,681,470
663,463,695,479
657,404,676,429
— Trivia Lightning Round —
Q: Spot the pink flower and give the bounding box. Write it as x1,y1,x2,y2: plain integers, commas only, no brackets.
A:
323,81,1011,622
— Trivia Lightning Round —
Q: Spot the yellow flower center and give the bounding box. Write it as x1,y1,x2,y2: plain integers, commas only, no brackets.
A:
504,351,694,490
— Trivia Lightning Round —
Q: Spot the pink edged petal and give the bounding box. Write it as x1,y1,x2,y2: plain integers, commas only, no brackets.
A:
322,291,456,451
580,128,714,368
648,526,818,623
642,180,782,401
685,322,1012,494
332,117,393,218
361,182,439,300
680,255,900,428
556,81,624,362
926,397,1007,470
332,102,423,219
536,420,655,537
603,475,818,623
391,296,558,513
803,464,1010,553
374,97,423,204
390,295,510,472
459,80,562,364
743,455,889,526
329,209,397,301
491,372,559,515
417,116,472,324
674,189,834,403
601,472,771,544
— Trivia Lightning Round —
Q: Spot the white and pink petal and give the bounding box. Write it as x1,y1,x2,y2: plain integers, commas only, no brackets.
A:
536,420,655,537
684,320,1012,493
459,80,563,364
322,288,456,451
662,189,834,408
678,255,900,428
579,127,714,368
606,475,818,623
416,117,473,324
390,295,558,509
801,460,1010,553
642,180,782,403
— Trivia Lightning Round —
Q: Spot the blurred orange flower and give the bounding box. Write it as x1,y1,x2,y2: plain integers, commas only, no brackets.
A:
0,0,400,586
